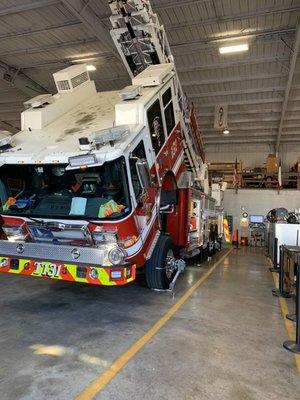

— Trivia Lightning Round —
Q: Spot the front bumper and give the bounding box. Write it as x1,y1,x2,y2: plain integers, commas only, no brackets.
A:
0,240,136,286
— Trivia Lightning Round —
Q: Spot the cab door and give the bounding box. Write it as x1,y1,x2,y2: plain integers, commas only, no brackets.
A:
129,137,156,233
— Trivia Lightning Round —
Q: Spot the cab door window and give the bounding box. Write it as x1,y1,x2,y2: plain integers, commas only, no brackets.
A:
162,87,176,135
129,140,147,200
147,99,165,155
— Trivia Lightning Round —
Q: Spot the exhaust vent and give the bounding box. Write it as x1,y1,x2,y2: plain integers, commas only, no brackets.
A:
71,72,89,89
57,80,71,92
53,65,90,94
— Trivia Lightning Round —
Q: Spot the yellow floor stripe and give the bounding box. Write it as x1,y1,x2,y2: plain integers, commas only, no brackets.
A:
76,249,232,400
267,258,300,374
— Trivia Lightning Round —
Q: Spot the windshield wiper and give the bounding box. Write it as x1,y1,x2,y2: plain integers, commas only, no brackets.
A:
25,216,46,225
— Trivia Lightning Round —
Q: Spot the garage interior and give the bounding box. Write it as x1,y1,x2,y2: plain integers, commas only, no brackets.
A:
0,1,300,399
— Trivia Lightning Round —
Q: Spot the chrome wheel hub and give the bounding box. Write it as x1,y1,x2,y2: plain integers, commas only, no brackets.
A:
165,249,176,279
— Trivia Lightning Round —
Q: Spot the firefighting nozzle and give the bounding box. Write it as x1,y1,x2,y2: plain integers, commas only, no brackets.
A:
169,259,186,292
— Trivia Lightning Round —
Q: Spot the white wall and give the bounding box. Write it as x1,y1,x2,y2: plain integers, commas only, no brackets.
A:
224,189,300,232
206,143,300,170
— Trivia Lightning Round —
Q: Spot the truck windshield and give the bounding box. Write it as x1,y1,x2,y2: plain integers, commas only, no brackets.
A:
0,157,131,220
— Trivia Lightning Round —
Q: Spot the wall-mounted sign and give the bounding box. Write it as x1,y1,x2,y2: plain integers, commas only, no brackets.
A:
214,104,228,130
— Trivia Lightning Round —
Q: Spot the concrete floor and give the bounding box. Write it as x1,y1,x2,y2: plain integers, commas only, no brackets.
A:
0,247,299,400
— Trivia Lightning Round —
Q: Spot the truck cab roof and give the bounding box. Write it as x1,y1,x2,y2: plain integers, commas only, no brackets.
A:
0,64,175,166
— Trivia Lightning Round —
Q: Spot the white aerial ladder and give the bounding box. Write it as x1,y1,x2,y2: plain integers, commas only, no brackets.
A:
108,0,207,189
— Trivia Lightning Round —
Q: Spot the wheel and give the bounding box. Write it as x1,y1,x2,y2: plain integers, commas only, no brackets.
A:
198,248,203,264
146,235,176,290
207,243,211,258
203,245,209,261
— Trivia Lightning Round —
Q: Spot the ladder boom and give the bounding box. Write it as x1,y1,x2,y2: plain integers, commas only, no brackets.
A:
108,0,206,182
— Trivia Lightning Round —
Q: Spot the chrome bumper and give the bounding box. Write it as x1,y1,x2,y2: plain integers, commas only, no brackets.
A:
0,240,105,266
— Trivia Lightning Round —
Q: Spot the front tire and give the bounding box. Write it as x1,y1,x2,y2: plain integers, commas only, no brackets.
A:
146,235,175,290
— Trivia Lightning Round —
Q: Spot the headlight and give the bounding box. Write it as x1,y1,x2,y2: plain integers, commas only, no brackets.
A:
2,224,29,242
108,247,125,265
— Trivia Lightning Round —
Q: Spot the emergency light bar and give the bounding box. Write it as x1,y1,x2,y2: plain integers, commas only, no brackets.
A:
94,125,129,147
119,85,141,100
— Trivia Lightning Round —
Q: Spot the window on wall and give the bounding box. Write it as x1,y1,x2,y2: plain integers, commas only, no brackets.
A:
147,99,165,155
162,87,175,135
129,140,147,199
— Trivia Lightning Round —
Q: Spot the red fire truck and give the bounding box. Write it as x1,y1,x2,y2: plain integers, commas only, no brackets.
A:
0,0,223,290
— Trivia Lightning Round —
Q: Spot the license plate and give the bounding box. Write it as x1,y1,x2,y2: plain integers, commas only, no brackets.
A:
33,262,62,278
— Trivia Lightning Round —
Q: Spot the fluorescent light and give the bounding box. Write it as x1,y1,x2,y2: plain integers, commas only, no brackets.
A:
223,128,230,135
86,65,96,71
219,44,249,54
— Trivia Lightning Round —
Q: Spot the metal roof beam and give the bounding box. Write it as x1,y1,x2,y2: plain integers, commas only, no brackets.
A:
61,0,120,60
153,0,208,10
200,116,282,124
0,38,100,57
77,5,300,34
18,56,120,70
172,27,295,52
0,0,198,18
193,97,300,107
178,56,290,73
198,104,288,111
204,131,300,138
203,124,300,132
204,139,276,144
198,109,283,116
182,73,288,87
188,86,288,98
199,114,300,122
0,113,21,121
205,138,300,145
0,0,59,16
276,22,300,152
204,133,278,139
167,5,300,31
0,61,48,97
0,107,23,113
0,21,81,40
18,53,290,72
0,121,19,134
12,29,288,57
203,127,278,133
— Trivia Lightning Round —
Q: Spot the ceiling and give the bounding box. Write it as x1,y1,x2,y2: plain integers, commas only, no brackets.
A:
0,0,299,153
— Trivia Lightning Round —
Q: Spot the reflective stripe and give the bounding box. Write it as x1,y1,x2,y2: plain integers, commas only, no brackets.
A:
126,206,158,257
173,151,184,175
0,256,136,286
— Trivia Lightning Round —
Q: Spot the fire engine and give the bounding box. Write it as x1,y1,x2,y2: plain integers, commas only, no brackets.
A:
0,0,223,290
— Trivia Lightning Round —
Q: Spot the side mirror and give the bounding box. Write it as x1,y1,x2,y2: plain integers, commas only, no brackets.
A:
136,158,151,190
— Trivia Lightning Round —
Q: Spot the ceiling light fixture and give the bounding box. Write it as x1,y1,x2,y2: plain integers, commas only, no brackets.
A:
219,44,249,54
86,65,97,72
223,128,230,135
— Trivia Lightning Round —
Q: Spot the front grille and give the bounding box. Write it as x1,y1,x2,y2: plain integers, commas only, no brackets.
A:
0,241,105,266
